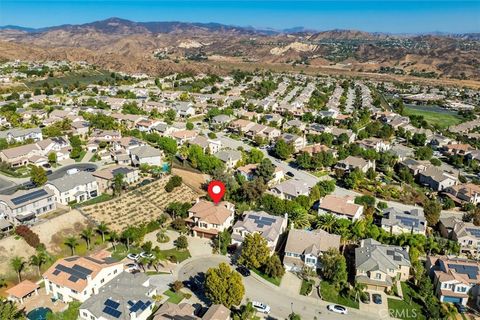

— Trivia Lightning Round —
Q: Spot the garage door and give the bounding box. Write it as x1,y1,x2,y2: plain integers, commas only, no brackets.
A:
443,296,462,303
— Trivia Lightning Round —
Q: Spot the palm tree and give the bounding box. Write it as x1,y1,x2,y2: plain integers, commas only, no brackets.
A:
112,173,125,196
156,227,168,243
29,252,47,277
150,255,163,272
81,227,94,250
109,231,119,251
178,145,189,164
0,298,26,319
138,257,150,272
317,214,337,233
10,257,25,283
64,236,79,255
96,222,109,243
351,281,367,302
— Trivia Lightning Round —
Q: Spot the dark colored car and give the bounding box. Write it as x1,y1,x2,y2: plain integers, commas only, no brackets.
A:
46,170,53,175
372,294,382,305
42,163,51,168
84,167,95,172
455,303,467,314
286,171,295,177
236,265,251,277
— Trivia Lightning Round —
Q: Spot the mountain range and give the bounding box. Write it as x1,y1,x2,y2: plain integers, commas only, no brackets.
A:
0,18,479,81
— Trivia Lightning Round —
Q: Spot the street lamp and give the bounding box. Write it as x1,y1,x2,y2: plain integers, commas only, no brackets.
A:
291,302,294,314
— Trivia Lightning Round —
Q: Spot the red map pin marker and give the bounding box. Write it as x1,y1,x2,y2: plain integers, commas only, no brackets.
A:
208,180,225,204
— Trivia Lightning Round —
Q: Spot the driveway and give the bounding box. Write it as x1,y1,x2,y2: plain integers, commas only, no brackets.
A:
279,271,302,296
361,290,390,319
47,163,98,180
149,273,175,294
177,256,383,320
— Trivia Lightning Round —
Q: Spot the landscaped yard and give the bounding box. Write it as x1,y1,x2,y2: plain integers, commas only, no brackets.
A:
300,279,314,296
404,105,462,129
109,245,191,263
253,268,282,286
320,281,359,309
387,282,425,320
163,289,184,304
81,178,199,231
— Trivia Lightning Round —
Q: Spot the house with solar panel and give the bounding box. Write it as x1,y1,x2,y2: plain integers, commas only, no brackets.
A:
355,238,411,291
79,272,155,320
380,207,426,235
0,187,56,226
232,211,288,252
43,251,123,303
427,256,480,306
439,216,480,256
45,171,99,205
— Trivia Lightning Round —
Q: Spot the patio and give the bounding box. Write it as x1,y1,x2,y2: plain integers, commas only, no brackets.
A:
22,287,68,313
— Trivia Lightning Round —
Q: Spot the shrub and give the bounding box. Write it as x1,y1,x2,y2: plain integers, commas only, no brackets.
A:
172,280,184,292
15,225,41,248
165,175,182,192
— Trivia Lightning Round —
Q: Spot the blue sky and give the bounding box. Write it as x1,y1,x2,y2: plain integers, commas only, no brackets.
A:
1,1,479,33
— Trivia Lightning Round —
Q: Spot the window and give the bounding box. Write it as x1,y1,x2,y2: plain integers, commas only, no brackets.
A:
114,269,117,274
375,273,382,280
100,279,104,284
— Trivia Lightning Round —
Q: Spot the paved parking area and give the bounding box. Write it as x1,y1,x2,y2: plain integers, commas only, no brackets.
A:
360,290,390,319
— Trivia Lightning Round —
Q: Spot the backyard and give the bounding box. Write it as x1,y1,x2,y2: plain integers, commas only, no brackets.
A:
81,178,199,231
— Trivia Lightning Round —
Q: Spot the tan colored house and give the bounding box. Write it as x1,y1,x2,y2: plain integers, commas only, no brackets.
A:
6,280,39,304
318,195,363,221
335,156,375,173
446,183,480,205
186,200,235,239
439,216,480,256
355,239,411,291
92,166,140,194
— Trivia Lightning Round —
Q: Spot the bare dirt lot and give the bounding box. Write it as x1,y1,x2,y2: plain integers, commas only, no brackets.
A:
81,177,199,231
171,167,208,195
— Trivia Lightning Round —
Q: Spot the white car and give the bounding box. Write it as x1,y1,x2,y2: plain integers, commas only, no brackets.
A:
127,253,139,261
252,301,271,314
327,304,348,315
140,252,154,259
125,263,139,273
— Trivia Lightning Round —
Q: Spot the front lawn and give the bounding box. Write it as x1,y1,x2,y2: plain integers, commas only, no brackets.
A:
72,193,114,208
163,289,184,304
387,282,425,320
252,268,281,286
109,246,190,263
320,281,359,309
300,279,314,296
73,150,87,162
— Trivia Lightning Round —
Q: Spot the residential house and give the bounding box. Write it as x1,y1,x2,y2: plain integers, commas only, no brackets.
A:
232,211,288,251
170,130,198,145
284,119,306,131
335,156,375,173
269,179,311,200
355,238,411,291
0,128,43,143
43,251,123,303
173,102,196,117
430,134,454,149
112,137,147,155
211,114,233,129
236,163,284,185
439,216,480,256
442,144,475,156
135,119,162,133
90,130,121,144
153,303,230,320
0,143,42,167
0,187,56,226
398,158,429,176
45,171,99,205
130,145,162,166
418,166,458,191
79,272,156,320
357,138,391,152
93,166,140,194
189,136,222,154
70,121,90,136
427,256,480,306
331,127,356,143
299,144,337,157
279,133,306,152
318,195,363,221
283,229,341,272
388,144,414,161
446,183,480,205
186,200,235,239
381,207,426,235
214,150,242,169
229,119,255,134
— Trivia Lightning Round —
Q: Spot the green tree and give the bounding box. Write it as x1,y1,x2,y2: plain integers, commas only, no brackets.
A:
29,251,47,277
175,235,189,250
113,173,125,196
0,298,26,320
186,122,194,130
109,231,119,251
158,136,178,155
424,198,442,226
238,233,270,269
80,227,94,250
415,146,433,160
64,236,79,255
255,158,275,183
247,148,264,164
320,248,347,288
30,165,47,186
288,313,301,320
273,139,294,160
96,222,109,243
10,257,25,283
317,214,337,233
264,254,285,279
48,152,57,164
205,262,245,308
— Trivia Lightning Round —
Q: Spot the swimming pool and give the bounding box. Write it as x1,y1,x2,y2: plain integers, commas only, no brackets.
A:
27,307,52,320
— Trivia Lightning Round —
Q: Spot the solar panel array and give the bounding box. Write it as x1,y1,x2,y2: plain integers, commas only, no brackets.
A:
54,264,93,283
248,214,277,229
396,215,419,228
128,300,152,313
11,189,48,205
466,228,480,239
103,299,122,319
448,263,479,279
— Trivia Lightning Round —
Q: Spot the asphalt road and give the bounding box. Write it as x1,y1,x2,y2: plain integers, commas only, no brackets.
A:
178,256,385,320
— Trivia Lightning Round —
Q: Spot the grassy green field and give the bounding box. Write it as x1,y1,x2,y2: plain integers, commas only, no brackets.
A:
404,105,462,129
387,282,425,320
163,289,184,304
320,281,359,309
252,268,282,286
25,70,112,89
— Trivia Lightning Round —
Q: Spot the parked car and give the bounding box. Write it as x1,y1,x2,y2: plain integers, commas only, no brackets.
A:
455,303,467,314
46,170,53,175
236,265,251,277
140,252,154,259
84,167,95,172
286,171,294,177
127,253,139,261
125,263,139,273
42,163,51,168
372,294,382,305
252,301,270,314
327,304,348,315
